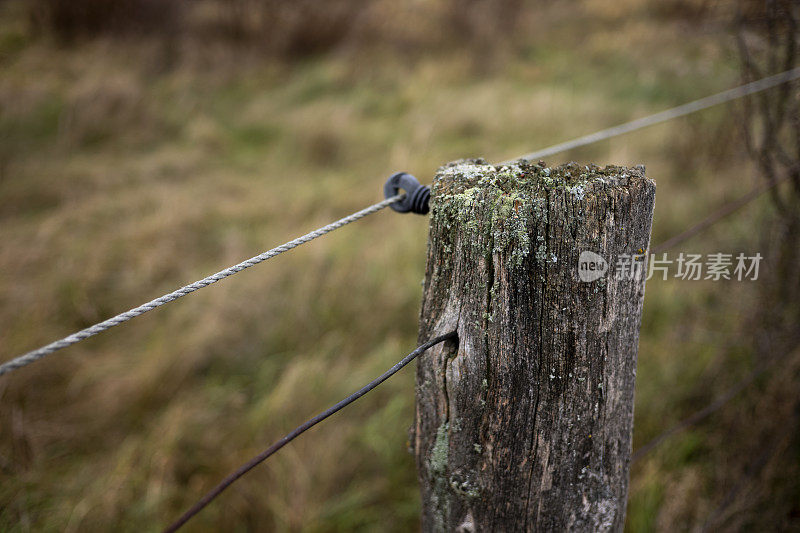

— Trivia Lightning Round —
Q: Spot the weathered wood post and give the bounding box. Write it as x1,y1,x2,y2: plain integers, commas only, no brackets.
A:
413,159,655,531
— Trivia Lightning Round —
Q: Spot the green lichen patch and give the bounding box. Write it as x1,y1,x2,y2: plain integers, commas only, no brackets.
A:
431,159,646,199
429,421,450,475
430,159,649,272
428,421,451,531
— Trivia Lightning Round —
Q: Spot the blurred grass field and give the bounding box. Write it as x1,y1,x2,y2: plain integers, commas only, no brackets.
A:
1,0,797,530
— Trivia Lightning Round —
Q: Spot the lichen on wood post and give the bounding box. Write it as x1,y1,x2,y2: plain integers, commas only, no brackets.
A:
413,158,656,532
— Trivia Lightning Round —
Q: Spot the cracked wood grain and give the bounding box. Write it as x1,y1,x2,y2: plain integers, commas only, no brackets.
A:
413,159,655,532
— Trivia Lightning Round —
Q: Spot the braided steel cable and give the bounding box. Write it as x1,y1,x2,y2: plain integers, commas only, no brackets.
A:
502,67,800,164
0,195,403,377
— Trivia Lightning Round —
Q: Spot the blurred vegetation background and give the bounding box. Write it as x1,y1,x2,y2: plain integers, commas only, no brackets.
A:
1,0,798,530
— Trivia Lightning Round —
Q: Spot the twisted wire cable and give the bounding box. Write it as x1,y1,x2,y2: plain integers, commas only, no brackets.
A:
502,67,800,164
0,195,403,377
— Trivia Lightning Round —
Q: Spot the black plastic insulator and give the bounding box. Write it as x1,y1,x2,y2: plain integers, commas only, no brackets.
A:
383,172,430,215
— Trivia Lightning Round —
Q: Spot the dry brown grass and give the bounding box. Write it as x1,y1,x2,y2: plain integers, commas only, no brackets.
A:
1,0,797,530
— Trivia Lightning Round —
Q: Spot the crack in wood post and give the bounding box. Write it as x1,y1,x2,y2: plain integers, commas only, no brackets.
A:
415,159,655,532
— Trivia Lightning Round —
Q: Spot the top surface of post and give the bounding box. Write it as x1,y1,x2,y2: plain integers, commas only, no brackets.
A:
429,157,653,270
431,157,651,217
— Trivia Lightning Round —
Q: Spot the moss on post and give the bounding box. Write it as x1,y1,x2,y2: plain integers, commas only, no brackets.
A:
414,158,655,532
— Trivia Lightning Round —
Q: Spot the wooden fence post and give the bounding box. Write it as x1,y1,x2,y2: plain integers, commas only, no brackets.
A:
412,159,655,531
